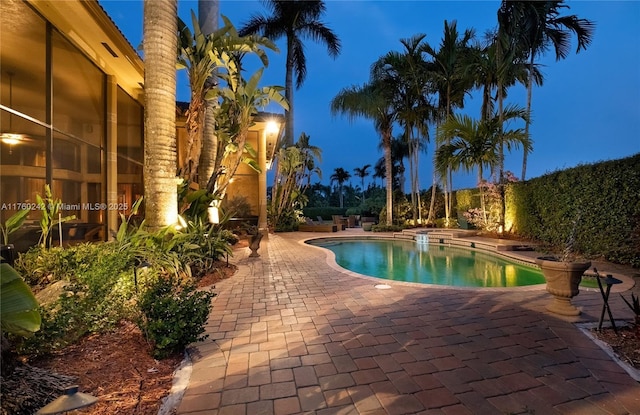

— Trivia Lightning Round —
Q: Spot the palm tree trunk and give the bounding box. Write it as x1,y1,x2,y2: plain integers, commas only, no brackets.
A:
199,101,217,189
383,132,393,225
181,92,204,182
428,170,436,225
198,0,219,190
285,39,295,147
497,80,506,230
414,146,422,224
214,128,249,200
143,0,178,230
478,166,487,225
428,118,441,225
521,53,534,181
444,87,453,227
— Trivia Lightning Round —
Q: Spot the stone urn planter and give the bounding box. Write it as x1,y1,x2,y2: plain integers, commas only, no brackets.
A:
536,256,591,316
248,231,263,258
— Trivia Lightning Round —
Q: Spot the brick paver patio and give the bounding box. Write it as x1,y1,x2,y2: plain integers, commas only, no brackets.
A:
176,231,640,415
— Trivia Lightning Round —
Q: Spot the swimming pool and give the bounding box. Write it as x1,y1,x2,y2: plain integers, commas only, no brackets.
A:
307,238,546,288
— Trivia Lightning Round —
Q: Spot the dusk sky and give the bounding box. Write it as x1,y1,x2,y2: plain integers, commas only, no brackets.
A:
100,0,640,191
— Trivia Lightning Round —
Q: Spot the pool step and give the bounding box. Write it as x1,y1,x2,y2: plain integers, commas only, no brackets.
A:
393,232,415,241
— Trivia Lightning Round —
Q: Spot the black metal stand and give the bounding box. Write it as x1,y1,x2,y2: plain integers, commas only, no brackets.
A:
596,272,622,333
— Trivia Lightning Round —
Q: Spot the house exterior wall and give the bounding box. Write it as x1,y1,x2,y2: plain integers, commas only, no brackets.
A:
0,0,145,249
0,0,282,251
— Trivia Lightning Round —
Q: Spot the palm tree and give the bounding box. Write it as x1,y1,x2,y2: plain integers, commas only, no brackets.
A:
499,1,595,180
423,20,476,226
295,132,323,190
436,105,531,228
270,134,321,230
373,160,385,188
353,164,371,202
207,66,288,199
330,81,396,224
384,136,409,194
373,34,436,224
177,14,276,184
467,31,541,178
143,0,178,229
239,0,341,146
330,167,351,208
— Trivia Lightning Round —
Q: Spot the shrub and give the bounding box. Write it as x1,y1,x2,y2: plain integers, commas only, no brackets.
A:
507,154,640,267
173,219,233,278
371,224,404,232
16,242,137,355
270,209,301,232
138,276,215,359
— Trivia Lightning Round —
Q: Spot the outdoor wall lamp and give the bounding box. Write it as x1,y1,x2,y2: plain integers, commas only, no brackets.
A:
36,385,97,414
266,120,279,135
208,201,220,224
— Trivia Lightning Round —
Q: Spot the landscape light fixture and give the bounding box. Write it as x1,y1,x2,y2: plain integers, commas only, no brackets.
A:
133,259,151,292
36,385,98,414
176,214,188,230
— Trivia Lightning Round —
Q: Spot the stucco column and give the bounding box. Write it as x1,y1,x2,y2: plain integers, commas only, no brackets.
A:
258,128,268,236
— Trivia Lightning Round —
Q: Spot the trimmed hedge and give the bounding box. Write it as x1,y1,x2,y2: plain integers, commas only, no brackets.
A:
507,153,640,267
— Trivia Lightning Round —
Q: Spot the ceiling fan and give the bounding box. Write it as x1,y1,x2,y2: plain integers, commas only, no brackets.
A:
1,71,37,150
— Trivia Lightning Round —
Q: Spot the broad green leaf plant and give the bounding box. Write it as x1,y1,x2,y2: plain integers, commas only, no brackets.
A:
177,13,280,184
36,184,76,248
1,208,29,246
1,263,41,337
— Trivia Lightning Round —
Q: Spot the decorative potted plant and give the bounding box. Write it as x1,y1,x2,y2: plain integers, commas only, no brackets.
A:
535,214,590,316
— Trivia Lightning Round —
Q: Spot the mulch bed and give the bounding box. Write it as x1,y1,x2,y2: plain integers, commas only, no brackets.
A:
1,259,238,415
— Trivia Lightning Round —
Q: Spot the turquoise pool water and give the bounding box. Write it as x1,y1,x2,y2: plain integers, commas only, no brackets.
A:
307,238,546,288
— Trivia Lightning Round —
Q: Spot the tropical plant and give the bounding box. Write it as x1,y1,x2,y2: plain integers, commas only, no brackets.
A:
270,133,321,231
1,263,40,338
467,31,541,124
372,34,436,225
330,167,351,209
16,242,138,355
176,13,277,185
1,262,41,376
295,132,323,189
143,0,179,230
115,196,144,244
498,0,595,180
207,66,288,201
330,80,396,225
353,164,371,202
35,184,76,248
620,293,640,325
372,159,385,188
1,208,29,246
436,106,531,230
239,0,341,146
385,136,409,193
472,25,531,230
423,20,476,227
